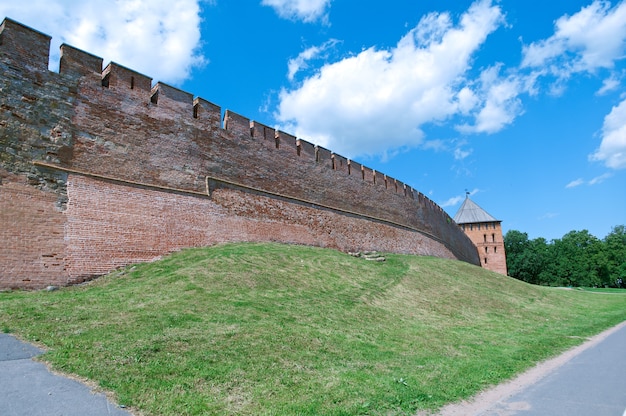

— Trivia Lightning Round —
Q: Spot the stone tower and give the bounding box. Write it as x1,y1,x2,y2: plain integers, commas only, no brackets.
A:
453,194,508,275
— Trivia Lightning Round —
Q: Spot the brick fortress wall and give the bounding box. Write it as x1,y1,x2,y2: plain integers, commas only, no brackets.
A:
0,18,480,289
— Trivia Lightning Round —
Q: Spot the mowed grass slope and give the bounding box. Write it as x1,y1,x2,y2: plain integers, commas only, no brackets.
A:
1,243,625,415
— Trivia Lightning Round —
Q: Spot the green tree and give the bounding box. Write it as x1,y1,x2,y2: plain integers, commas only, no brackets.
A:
549,230,604,287
504,231,548,284
505,226,624,287
504,230,530,281
604,225,626,286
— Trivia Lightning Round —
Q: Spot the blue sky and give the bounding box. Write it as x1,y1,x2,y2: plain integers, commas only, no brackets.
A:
1,0,625,241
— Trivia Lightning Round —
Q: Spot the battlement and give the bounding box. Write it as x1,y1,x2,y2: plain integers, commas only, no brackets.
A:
0,17,51,71
60,44,103,77
0,17,432,203
0,17,480,289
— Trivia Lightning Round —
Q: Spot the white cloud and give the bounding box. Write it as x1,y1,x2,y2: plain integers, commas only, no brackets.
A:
566,173,614,188
456,87,479,115
261,0,331,23
454,147,472,161
452,139,473,161
440,195,466,208
0,0,205,85
596,72,622,95
456,65,525,134
421,139,448,152
590,98,626,169
566,178,585,188
589,172,613,184
440,188,479,208
287,39,339,81
539,212,559,220
274,0,504,158
522,1,626,77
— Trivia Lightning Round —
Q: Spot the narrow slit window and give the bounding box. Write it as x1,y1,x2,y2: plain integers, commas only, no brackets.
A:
130,76,135,89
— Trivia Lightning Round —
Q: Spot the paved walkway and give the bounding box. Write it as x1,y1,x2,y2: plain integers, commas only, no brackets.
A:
433,321,626,416
485,320,626,415
0,333,131,416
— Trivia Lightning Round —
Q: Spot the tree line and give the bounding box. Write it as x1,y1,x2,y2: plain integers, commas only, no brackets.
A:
504,225,626,287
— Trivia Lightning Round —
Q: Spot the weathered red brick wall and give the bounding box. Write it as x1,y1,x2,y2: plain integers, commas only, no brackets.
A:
0,170,68,289
0,18,480,289
63,174,459,281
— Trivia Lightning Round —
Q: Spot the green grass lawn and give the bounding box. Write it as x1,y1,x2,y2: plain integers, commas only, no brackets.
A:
1,243,625,415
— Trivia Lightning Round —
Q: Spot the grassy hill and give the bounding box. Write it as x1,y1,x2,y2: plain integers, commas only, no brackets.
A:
1,243,625,415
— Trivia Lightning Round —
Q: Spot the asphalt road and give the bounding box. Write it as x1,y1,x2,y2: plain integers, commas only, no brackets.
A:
435,321,626,416
0,333,131,416
486,320,626,416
